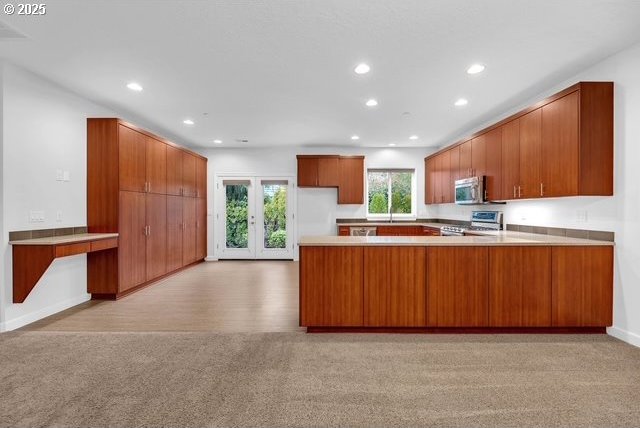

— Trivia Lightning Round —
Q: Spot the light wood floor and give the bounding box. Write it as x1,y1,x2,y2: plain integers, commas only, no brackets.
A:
21,261,303,332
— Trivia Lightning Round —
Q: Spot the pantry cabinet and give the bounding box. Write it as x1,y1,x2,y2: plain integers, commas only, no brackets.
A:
87,118,208,299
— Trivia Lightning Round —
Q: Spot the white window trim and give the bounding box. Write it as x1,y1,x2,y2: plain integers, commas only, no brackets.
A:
366,169,417,220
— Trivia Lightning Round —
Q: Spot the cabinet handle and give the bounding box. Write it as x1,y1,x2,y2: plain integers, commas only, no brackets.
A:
518,186,522,198
540,183,544,196
513,185,516,198
148,182,151,193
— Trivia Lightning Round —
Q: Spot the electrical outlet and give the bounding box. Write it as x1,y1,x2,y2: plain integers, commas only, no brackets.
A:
29,211,45,222
56,210,63,222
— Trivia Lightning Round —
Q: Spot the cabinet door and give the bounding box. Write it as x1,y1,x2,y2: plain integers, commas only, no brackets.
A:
196,157,207,198
542,92,579,197
166,145,184,196
518,109,542,199
364,247,426,327
146,137,167,195
338,226,350,236
471,135,486,178
438,151,451,204
501,120,520,200
427,247,488,327
484,127,502,201
196,198,207,260
449,146,460,199
118,191,146,291
182,152,197,197
338,157,364,204
118,125,146,192
318,157,339,187
425,157,435,204
489,247,551,327
552,246,613,327
300,246,364,327
166,195,183,272
146,194,167,280
297,157,318,187
459,140,472,179
182,197,197,265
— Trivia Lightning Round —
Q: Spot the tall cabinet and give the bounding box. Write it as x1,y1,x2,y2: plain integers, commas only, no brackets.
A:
87,118,208,299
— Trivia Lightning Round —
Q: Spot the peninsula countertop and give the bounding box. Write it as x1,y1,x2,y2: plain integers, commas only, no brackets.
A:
299,231,614,247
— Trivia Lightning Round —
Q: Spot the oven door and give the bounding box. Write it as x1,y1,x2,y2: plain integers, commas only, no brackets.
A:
455,177,481,205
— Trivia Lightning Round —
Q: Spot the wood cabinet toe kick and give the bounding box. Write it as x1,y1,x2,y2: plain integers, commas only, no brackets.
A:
299,245,613,333
10,234,119,303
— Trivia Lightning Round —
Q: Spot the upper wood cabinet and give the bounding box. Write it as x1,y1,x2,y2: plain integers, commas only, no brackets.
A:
166,145,184,196
196,156,207,198
297,155,365,204
182,152,197,197
424,157,435,205
424,82,613,204
146,137,167,195
118,124,146,193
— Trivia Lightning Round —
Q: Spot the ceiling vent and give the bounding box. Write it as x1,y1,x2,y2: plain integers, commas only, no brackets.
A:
235,139,249,143
0,20,27,40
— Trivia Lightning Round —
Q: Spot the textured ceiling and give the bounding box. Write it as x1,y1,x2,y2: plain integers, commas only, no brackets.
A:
2,0,640,149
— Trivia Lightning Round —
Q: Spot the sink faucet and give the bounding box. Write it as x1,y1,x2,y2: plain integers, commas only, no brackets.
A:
389,205,394,223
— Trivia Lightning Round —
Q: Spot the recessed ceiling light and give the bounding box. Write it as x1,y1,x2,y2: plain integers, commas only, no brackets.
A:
183,119,194,125
467,63,485,74
126,82,143,92
366,99,378,107
351,135,360,140
409,135,419,140
354,63,370,74
454,98,468,107
388,143,397,147
213,139,222,144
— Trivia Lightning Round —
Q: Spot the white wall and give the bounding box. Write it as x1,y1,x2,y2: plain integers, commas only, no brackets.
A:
202,146,439,258
436,42,640,346
0,64,114,330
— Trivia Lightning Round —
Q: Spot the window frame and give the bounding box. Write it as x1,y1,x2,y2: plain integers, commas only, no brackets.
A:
366,168,417,220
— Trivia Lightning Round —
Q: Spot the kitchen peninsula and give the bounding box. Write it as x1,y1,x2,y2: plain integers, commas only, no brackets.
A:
299,233,613,332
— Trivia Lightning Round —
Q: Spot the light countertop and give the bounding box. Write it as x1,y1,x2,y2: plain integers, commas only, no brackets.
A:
338,222,452,228
10,233,119,246
299,231,613,247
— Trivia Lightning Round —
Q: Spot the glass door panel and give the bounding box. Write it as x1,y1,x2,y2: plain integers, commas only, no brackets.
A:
257,180,293,259
219,178,255,258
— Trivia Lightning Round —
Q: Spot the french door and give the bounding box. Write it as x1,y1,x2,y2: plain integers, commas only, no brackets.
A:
216,176,295,259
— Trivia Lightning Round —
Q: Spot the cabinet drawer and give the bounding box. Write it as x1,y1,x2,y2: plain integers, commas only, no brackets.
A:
55,242,90,257
90,238,118,252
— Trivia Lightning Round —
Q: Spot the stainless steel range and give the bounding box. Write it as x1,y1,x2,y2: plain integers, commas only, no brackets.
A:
440,210,503,236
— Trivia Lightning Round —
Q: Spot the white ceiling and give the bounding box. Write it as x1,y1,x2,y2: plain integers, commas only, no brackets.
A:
2,0,640,149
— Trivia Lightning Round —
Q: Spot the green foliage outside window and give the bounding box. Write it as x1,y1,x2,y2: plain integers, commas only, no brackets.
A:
226,185,249,248
367,171,413,215
263,186,287,249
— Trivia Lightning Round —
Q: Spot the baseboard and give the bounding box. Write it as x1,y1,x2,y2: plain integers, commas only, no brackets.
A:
607,326,640,348
1,293,91,332
205,256,218,261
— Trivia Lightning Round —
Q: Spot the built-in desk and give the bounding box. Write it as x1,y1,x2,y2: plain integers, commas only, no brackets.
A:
9,233,119,303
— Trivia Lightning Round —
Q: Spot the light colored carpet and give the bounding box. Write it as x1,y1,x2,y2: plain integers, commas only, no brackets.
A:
1,332,639,427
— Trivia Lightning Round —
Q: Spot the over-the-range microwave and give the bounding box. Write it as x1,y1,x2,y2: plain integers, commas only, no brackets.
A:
455,176,485,205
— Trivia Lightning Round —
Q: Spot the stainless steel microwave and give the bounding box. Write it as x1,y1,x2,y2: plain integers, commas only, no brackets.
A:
455,176,485,205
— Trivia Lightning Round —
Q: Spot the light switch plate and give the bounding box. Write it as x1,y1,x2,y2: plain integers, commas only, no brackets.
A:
63,170,71,181
29,211,45,222
56,169,64,181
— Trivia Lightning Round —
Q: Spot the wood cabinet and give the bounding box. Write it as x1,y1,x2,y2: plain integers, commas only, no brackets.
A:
501,120,520,200
541,91,579,197
552,246,613,327
196,198,207,260
422,226,441,236
87,118,208,299
338,157,365,204
196,156,207,198
118,191,147,292
427,247,488,327
425,157,436,204
364,247,426,327
166,195,184,272
145,193,167,280
297,155,364,204
146,137,167,194
182,197,197,266
377,226,424,236
338,226,350,236
166,145,184,196
425,82,613,204
182,152,197,197
489,247,551,327
300,246,363,326
484,127,502,201
436,151,452,203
